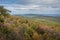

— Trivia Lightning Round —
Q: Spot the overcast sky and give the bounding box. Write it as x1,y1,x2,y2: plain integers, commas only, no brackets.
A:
0,0,60,14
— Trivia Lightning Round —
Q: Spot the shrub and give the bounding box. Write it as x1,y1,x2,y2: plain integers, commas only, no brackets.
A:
0,26,16,40
0,15,4,23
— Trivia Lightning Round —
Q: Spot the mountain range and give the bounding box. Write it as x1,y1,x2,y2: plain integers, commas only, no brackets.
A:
14,14,60,17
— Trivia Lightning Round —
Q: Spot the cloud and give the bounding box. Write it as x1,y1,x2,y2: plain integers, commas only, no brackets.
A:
0,0,60,14
3,4,40,10
23,0,60,5
1,4,59,14
2,4,40,14
0,0,60,5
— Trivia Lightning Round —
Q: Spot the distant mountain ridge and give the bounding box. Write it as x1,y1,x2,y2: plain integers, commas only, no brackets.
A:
14,14,60,17
41,14,60,17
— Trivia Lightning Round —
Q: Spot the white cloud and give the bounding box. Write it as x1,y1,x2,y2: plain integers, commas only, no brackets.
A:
42,0,55,3
4,4,40,10
0,4,60,14
2,4,40,14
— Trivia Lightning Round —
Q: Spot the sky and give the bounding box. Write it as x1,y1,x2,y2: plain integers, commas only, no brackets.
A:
0,0,60,14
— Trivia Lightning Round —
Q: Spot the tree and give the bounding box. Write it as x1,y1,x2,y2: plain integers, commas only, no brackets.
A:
0,6,11,16
0,6,11,23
